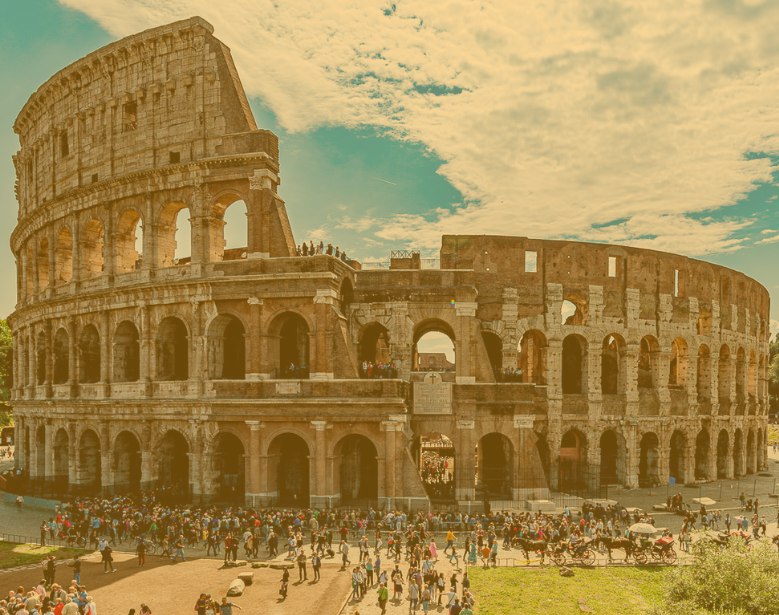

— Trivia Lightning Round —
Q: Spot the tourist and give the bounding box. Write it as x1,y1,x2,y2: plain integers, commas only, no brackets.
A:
172,534,186,563
219,597,241,614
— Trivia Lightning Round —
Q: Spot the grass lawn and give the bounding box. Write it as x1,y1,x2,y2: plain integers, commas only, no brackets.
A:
469,566,670,615
0,541,88,570
768,424,778,446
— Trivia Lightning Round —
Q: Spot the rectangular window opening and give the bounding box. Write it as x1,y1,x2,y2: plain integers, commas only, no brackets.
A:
674,269,680,297
169,151,180,164
91,173,98,184
608,256,617,278
60,132,69,158
524,250,537,273
123,101,138,132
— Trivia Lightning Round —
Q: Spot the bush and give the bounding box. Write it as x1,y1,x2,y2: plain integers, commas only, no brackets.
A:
652,539,779,615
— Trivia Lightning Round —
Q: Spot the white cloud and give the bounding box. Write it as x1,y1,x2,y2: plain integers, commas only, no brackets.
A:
756,233,779,245
60,0,779,256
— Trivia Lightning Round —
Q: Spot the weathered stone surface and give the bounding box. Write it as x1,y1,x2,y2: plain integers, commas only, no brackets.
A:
226,578,245,597
238,571,254,585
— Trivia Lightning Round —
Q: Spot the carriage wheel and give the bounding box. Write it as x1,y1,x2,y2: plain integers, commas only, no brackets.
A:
580,549,596,566
662,549,677,565
550,551,566,567
634,550,648,565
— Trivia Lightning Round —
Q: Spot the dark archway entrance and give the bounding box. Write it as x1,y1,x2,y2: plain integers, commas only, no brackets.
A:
639,432,660,487
559,430,587,492
695,429,710,480
336,435,378,505
207,315,246,379
733,429,744,477
669,430,686,485
157,317,189,380
274,313,310,378
476,433,514,499
114,431,142,493
158,430,189,500
416,433,455,502
268,433,310,506
78,429,101,494
213,433,245,502
53,428,69,493
599,430,619,485
716,430,729,479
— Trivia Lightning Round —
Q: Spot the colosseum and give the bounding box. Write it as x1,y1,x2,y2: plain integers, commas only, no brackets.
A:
8,17,771,510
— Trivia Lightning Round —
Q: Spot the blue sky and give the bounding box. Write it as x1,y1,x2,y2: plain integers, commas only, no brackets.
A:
1,0,778,335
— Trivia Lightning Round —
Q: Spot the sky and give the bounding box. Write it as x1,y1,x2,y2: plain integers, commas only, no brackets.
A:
1,0,777,342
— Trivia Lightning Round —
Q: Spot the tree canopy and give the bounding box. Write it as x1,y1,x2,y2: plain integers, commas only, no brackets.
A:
0,319,11,426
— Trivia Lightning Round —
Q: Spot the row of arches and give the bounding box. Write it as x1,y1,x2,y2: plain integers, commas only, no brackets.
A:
21,198,249,295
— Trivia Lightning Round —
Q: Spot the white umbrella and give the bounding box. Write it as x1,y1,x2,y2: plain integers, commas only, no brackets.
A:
629,523,658,534
693,497,716,506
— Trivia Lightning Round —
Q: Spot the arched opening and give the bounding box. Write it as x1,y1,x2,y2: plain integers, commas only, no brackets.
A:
81,218,105,278
339,278,353,314
697,344,711,403
113,431,141,493
53,328,69,384
639,432,660,487
55,227,73,284
35,425,46,480
35,331,46,385
718,345,732,412
213,198,248,261
157,202,191,267
476,433,514,499
735,347,746,405
482,331,503,376
601,334,626,394
669,430,686,485
416,432,455,502
335,435,378,505
113,321,140,382
157,430,189,499
267,433,309,506
669,338,688,387
695,429,710,480
562,335,586,394
733,429,744,477
270,312,310,378
599,430,622,485
697,306,712,335
78,429,101,493
207,314,246,379
716,430,729,479
358,323,392,377
156,317,188,381
78,324,101,383
413,321,456,373
53,428,69,490
559,430,587,492
518,330,547,384
115,208,143,273
561,298,585,325
746,429,756,474
638,336,658,388
37,238,49,290
213,433,245,502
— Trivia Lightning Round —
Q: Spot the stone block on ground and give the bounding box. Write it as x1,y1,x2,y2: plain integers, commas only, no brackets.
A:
227,578,245,597
251,562,269,568
238,571,254,586
269,562,294,570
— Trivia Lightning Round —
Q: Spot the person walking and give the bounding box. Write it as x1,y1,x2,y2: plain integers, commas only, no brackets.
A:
219,597,241,615
136,538,146,567
69,555,81,585
297,550,308,582
311,552,321,582
172,534,186,563
377,582,389,615
102,543,116,573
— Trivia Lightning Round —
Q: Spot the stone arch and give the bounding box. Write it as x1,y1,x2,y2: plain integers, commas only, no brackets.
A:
113,430,141,492
268,311,310,378
747,350,757,402
210,193,248,262
599,429,625,485
156,316,189,381
35,330,46,385
697,344,711,403
638,335,659,389
212,431,245,502
339,277,354,315
267,432,310,506
206,313,246,379
482,330,503,374
113,320,140,382
53,428,69,487
53,327,69,384
36,236,49,290
638,432,660,487
157,429,189,498
415,432,456,502
476,433,514,499
669,430,687,485
55,226,73,283
81,217,105,278
78,428,101,493
746,427,757,474
601,334,626,395
358,322,391,373
695,428,710,480
334,434,379,504
733,428,744,477
157,201,191,267
114,208,143,273
716,429,729,478
562,334,587,394
518,329,547,384
718,344,732,412
669,337,689,387
78,324,101,383
559,429,587,491
735,347,746,405
413,319,456,373
561,296,585,325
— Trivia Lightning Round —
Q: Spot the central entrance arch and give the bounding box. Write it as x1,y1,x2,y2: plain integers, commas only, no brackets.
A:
335,435,378,505
476,433,514,499
113,431,141,493
78,429,101,494
157,430,190,500
416,432,456,502
267,433,310,506
213,432,245,502
639,432,660,487
560,429,587,492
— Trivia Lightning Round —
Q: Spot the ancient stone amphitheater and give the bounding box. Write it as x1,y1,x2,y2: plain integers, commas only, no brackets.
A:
9,17,771,509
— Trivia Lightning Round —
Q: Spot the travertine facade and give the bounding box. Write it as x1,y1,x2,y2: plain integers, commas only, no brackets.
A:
9,18,771,509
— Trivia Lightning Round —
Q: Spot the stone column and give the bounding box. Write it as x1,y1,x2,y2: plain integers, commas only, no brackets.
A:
44,320,53,398
382,421,398,508
245,421,263,506
99,311,110,392
455,302,477,384
587,338,602,421
310,420,328,508
14,416,24,472
245,297,263,379
246,171,278,258
311,290,336,379
456,419,475,501
190,300,205,394
43,422,53,481
623,423,640,489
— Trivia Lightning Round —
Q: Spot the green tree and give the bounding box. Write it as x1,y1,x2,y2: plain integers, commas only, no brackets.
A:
0,319,12,426
652,539,779,615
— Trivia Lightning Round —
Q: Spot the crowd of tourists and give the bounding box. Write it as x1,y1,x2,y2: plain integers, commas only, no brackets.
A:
295,240,349,263
492,367,524,383
358,361,398,379
419,453,455,501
